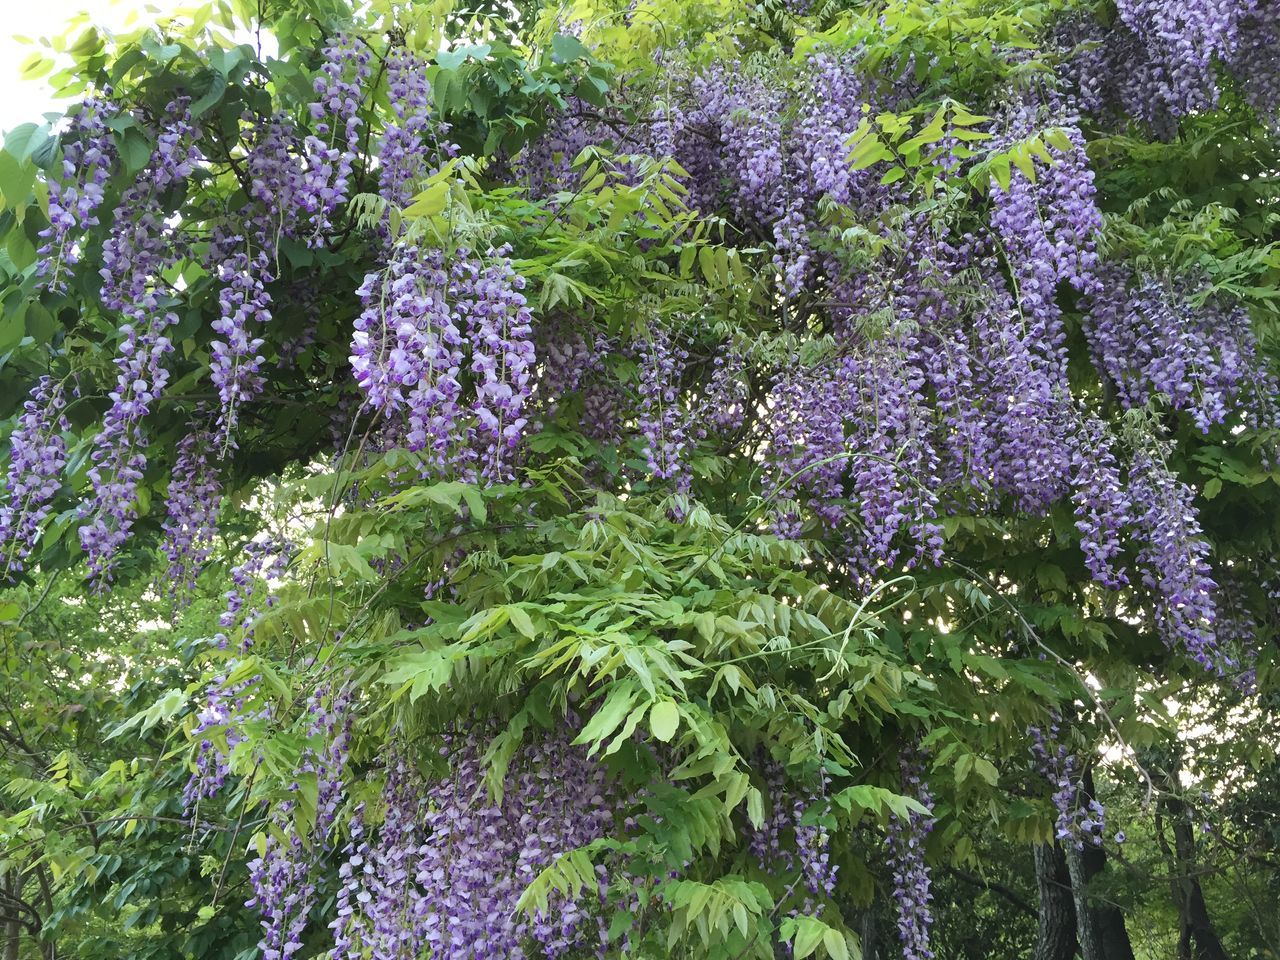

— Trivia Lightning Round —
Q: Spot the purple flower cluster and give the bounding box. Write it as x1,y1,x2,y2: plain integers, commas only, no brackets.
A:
637,329,693,492
352,245,465,467
332,731,616,959
185,539,292,809
1229,8,1280,126
79,101,201,586
1115,0,1259,116
300,35,370,241
183,674,256,810
1215,561,1279,692
453,247,537,482
1128,442,1224,673
247,682,354,960
210,245,273,446
98,102,200,313
1086,268,1271,433
1057,2,1280,134
747,762,838,908
159,426,223,602
762,339,942,574
77,303,178,586
38,97,116,293
989,100,1102,370
1027,718,1105,849
517,99,599,198
216,537,293,652
0,377,69,577
699,350,748,435
1070,415,1131,589
886,752,935,960
243,114,309,246
351,245,535,480
380,50,457,210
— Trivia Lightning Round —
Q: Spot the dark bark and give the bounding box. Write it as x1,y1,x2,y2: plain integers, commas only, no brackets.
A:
1150,753,1231,960
1066,841,1106,960
1166,809,1232,960
860,904,879,960
1034,842,1077,960
4,872,19,960
1082,771,1136,960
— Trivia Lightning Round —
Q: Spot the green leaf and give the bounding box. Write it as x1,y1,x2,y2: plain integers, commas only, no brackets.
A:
551,33,590,64
574,684,640,752
973,757,999,786
824,929,852,960
403,180,450,218
4,124,48,164
190,68,228,119
380,647,458,702
649,699,680,742
436,48,467,71
507,605,536,640
118,128,153,176
0,150,37,207
793,917,826,959
460,484,487,524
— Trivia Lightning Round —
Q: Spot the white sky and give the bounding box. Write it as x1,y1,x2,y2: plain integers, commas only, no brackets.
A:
1,0,144,135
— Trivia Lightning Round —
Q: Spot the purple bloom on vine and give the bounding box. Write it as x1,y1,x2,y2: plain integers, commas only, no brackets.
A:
0,377,70,577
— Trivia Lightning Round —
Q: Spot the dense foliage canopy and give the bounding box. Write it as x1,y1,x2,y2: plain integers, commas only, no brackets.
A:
0,0,1278,958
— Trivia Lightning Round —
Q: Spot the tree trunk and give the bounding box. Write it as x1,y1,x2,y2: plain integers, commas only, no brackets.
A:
1082,771,1136,960
1168,811,1231,960
4,871,19,960
1065,841,1106,960
1034,843,1077,960
859,904,879,960
1149,754,1231,960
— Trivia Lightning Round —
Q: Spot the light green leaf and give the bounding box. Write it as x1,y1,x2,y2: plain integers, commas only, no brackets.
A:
649,699,680,742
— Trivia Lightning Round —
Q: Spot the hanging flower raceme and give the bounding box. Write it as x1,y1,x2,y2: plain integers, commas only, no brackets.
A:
351,245,535,481
1069,415,1132,590
1027,717,1106,849
78,100,202,586
299,33,370,243
1129,440,1224,674
183,673,256,811
210,242,273,448
1086,267,1275,434
77,300,178,586
351,244,466,469
184,538,293,809
636,327,695,494
217,537,294,651
747,762,838,912
159,425,223,602
379,49,458,210
247,682,354,960
38,96,117,294
244,113,308,244
0,376,70,578
452,246,537,483
886,751,935,960
1114,0,1258,118
989,100,1102,373
331,731,617,960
